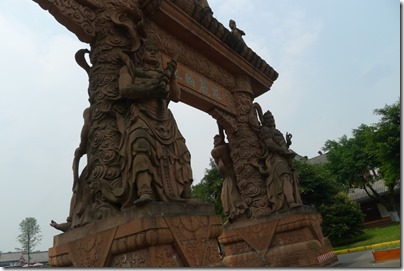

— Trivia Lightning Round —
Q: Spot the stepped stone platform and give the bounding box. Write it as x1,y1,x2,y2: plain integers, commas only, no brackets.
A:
48,202,223,267
219,206,338,267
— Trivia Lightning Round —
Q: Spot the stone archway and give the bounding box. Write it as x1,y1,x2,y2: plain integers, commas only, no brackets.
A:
35,0,278,225
33,0,336,267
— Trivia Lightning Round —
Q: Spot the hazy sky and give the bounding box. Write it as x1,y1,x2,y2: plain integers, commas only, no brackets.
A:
0,0,399,252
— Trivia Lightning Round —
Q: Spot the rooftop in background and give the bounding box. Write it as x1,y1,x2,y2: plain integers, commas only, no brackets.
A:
305,153,399,202
0,251,48,268
306,153,328,165
349,179,400,202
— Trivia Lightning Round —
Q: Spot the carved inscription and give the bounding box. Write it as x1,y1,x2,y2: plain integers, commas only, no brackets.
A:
161,54,234,114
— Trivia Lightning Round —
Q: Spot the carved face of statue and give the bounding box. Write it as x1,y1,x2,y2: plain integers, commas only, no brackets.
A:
213,134,224,146
142,43,160,67
263,111,275,128
229,20,236,30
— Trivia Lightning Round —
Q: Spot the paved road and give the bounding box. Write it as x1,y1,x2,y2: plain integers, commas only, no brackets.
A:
335,249,401,268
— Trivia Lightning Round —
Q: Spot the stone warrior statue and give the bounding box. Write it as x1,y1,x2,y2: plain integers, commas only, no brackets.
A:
211,125,246,223
117,39,194,208
51,40,196,232
256,107,302,211
51,107,92,232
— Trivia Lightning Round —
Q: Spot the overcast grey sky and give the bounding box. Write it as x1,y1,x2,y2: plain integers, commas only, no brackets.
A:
0,0,399,252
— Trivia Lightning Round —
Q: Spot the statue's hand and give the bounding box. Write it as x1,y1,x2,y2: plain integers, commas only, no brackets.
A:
74,147,85,158
165,59,177,74
286,132,292,147
151,81,170,98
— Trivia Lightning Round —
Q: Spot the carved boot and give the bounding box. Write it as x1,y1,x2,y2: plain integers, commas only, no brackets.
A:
135,187,153,205
180,180,192,198
182,181,199,203
135,173,153,205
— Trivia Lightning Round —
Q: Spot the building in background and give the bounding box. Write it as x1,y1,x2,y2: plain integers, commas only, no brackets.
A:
307,153,399,227
0,251,48,268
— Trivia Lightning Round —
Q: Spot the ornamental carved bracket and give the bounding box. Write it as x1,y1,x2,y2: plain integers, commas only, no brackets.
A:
33,0,97,43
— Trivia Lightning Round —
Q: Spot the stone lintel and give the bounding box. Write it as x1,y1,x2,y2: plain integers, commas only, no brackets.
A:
144,0,277,98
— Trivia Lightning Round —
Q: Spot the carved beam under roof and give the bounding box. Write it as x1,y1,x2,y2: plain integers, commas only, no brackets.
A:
32,0,97,43
140,0,279,98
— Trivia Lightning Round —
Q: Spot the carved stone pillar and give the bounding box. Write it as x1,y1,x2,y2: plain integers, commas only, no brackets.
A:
225,77,270,219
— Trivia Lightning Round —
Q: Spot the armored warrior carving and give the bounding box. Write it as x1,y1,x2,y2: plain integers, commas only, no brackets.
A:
211,126,246,222
51,107,92,231
258,110,302,211
118,39,194,207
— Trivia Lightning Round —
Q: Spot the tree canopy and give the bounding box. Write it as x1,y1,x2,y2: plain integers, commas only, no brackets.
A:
295,159,341,207
295,159,364,244
323,124,380,190
191,158,224,219
323,100,400,220
372,101,400,188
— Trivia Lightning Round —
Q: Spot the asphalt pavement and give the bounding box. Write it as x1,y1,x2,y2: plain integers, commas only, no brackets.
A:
335,249,401,268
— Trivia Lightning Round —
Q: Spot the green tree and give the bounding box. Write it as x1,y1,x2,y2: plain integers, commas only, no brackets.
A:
319,192,365,244
323,100,400,222
295,159,341,207
295,159,364,245
372,101,400,190
324,124,379,190
16,217,42,266
192,158,224,218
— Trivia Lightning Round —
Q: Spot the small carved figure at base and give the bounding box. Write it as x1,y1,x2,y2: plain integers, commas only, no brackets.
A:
50,220,71,232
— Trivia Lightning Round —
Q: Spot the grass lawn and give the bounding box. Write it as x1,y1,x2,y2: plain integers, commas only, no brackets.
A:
373,241,400,251
333,223,400,251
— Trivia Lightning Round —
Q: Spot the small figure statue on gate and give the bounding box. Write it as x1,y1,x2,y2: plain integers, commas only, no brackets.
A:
229,19,245,43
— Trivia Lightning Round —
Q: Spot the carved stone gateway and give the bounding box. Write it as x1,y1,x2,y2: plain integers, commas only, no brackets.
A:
34,0,337,267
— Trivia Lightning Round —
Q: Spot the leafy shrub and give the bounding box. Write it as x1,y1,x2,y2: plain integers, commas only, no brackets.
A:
319,192,365,244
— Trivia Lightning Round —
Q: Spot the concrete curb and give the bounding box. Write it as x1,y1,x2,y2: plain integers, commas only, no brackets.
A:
334,240,400,255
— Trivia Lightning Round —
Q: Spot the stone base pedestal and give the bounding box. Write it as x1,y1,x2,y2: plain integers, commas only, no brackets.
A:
218,206,338,267
48,202,223,267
